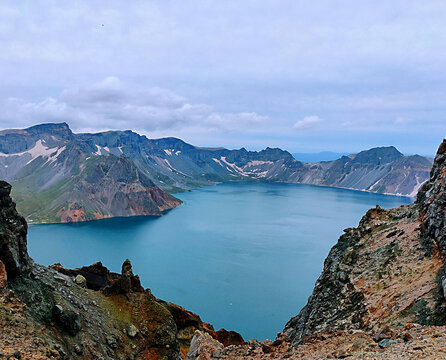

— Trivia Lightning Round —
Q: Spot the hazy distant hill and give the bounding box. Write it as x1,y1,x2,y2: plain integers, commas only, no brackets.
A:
0,123,433,222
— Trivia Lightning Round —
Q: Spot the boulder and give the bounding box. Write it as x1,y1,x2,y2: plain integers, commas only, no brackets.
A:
186,330,223,360
53,304,81,336
126,324,138,338
75,274,87,288
213,328,245,347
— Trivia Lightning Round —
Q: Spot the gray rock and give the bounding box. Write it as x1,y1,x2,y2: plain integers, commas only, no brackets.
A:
378,339,397,348
126,324,138,338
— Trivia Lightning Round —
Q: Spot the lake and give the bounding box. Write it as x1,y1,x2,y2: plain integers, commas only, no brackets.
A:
28,182,412,340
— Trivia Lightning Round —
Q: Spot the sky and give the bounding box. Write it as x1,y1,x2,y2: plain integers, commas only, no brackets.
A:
0,1,445,155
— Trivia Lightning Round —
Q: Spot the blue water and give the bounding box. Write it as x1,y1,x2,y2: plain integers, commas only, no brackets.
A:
28,182,412,340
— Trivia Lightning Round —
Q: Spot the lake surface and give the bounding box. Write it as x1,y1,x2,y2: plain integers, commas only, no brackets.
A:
28,182,412,340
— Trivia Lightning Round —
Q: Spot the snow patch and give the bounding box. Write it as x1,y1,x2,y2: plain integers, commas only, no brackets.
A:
220,156,248,176
0,140,63,165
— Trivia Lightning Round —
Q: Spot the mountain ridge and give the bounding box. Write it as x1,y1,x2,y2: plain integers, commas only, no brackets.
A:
0,123,434,223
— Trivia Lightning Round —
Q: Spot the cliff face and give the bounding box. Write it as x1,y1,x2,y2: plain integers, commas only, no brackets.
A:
417,139,446,256
283,139,446,345
0,181,30,277
0,182,242,359
184,138,446,360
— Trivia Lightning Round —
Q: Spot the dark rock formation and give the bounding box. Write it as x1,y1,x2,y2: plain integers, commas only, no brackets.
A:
0,181,30,278
213,328,245,347
53,304,81,336
102,259,144,295
417,139,446,256
51,261,119,290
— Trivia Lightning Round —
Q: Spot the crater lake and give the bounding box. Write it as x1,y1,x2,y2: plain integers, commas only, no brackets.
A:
28,182,412,340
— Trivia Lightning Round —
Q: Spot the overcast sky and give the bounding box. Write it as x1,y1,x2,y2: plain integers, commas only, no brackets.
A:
1,1,445,155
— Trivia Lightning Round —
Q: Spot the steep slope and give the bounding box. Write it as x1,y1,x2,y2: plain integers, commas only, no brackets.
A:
0,181,243,359
185,138,446,359
0,124,181,223
283,140,446,345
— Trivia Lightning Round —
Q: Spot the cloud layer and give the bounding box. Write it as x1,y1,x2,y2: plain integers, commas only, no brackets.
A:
1,77,267,134
0,1,445,153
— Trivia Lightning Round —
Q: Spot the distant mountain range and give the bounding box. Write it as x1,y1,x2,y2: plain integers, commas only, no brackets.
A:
0,123,433,223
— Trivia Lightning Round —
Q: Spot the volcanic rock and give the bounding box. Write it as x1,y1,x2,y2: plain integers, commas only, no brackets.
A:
0,181,30,278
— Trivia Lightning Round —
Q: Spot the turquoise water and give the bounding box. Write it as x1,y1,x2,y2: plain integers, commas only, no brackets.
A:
28,182,412,340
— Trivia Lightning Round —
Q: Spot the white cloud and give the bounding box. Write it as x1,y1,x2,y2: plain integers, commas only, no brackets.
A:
0,77,268,134
293,115,323,130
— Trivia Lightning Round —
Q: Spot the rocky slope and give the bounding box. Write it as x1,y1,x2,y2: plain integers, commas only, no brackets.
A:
0,124,181,223
183,141,446,359
0,180,243,359
0,123,432,223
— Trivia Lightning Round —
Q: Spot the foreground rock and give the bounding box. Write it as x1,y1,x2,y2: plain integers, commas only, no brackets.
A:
0,181,243,359
0,181,31,277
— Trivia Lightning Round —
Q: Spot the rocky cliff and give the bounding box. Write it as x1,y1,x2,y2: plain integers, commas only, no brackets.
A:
0,123,432,223
183,141,446,359
0,124,182,223
0,181,243,359
282,139,446,346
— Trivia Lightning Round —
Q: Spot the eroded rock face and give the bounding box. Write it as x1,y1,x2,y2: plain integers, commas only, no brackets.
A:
0,181,30,278
284,224,368,344
51,261,118,290
417,139,446,256
102,259,144,295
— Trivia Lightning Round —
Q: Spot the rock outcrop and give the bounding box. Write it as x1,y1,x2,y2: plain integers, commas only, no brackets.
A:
0,180,30,278
0,180,243,359
417,139,446,255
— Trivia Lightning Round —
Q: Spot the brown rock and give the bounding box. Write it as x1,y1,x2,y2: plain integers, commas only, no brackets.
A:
186,330,223,360
213,328,245,346
0,260,7,289
102,259,144,295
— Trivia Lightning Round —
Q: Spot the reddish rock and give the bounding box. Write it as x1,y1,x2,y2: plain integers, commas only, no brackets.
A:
213,328,245,346
0,260,7,289
163,302,204,330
